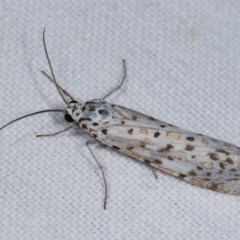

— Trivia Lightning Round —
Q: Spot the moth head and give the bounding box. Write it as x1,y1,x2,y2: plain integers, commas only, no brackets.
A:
64,100,83,123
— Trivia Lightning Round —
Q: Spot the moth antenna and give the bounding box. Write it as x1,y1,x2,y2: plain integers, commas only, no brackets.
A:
43,28,68,104
41,70,76,103
0,109,63,131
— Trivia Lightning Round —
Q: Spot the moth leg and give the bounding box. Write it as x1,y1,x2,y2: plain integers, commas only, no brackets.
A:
144,163,158,179
102,59,127,100
36,125,75,137
151,168,158,180
86,140,108,210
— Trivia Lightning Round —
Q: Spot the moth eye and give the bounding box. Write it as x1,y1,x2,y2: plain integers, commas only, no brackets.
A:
64,114,74,123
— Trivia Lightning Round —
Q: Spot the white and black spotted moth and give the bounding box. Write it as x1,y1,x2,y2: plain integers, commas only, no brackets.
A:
1,29,240,209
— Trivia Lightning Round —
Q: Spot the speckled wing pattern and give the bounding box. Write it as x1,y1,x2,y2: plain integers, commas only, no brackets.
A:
95,104,240,195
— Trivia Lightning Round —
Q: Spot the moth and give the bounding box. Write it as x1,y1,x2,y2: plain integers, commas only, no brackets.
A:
1,29,240,209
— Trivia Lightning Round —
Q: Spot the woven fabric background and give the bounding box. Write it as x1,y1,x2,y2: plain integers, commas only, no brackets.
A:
1,1,240,239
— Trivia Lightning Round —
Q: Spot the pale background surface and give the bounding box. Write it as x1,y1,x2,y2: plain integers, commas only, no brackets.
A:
1,1,240,240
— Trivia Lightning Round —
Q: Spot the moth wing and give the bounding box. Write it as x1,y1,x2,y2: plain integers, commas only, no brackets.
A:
96,104,240,195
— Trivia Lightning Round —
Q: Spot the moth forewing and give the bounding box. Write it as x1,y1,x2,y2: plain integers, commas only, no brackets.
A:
78,103,240,196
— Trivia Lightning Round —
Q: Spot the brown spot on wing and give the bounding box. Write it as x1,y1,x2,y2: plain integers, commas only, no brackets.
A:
128,128,133,135
167,155,174,161
144,159,151,164
132,115,137,120
112,145,120,150
216,149,230,155
208,183,218,191
140,142,146,148
188,170,197,177
153,159,162,164
208,152,219,160
126,146,134,151
185,145,194,151
186,136,195,141
219,162,225,169
154,131,160,138
101,129,108,135
179,173,187,179
158,144,174,152
225,158,234,164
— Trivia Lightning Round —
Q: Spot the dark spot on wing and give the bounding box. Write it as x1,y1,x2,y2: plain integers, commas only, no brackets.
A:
128,128,133,135
219,162,225,169
208,152,219,160
126,146,134,151
153,159,162,164
144,159,151,164
112,145,120,150
188,170,196,177
179,173,187,179
208,183,218,190
158,144,174,152
101,129,108,135
93,122,99,126
204,178,211,181
140,142,146,148
132,115,137,120
186,136,194,141
185,145,194,151
81,124,87,130
225,158,234,164
216,149,230,155
154,132,160,138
